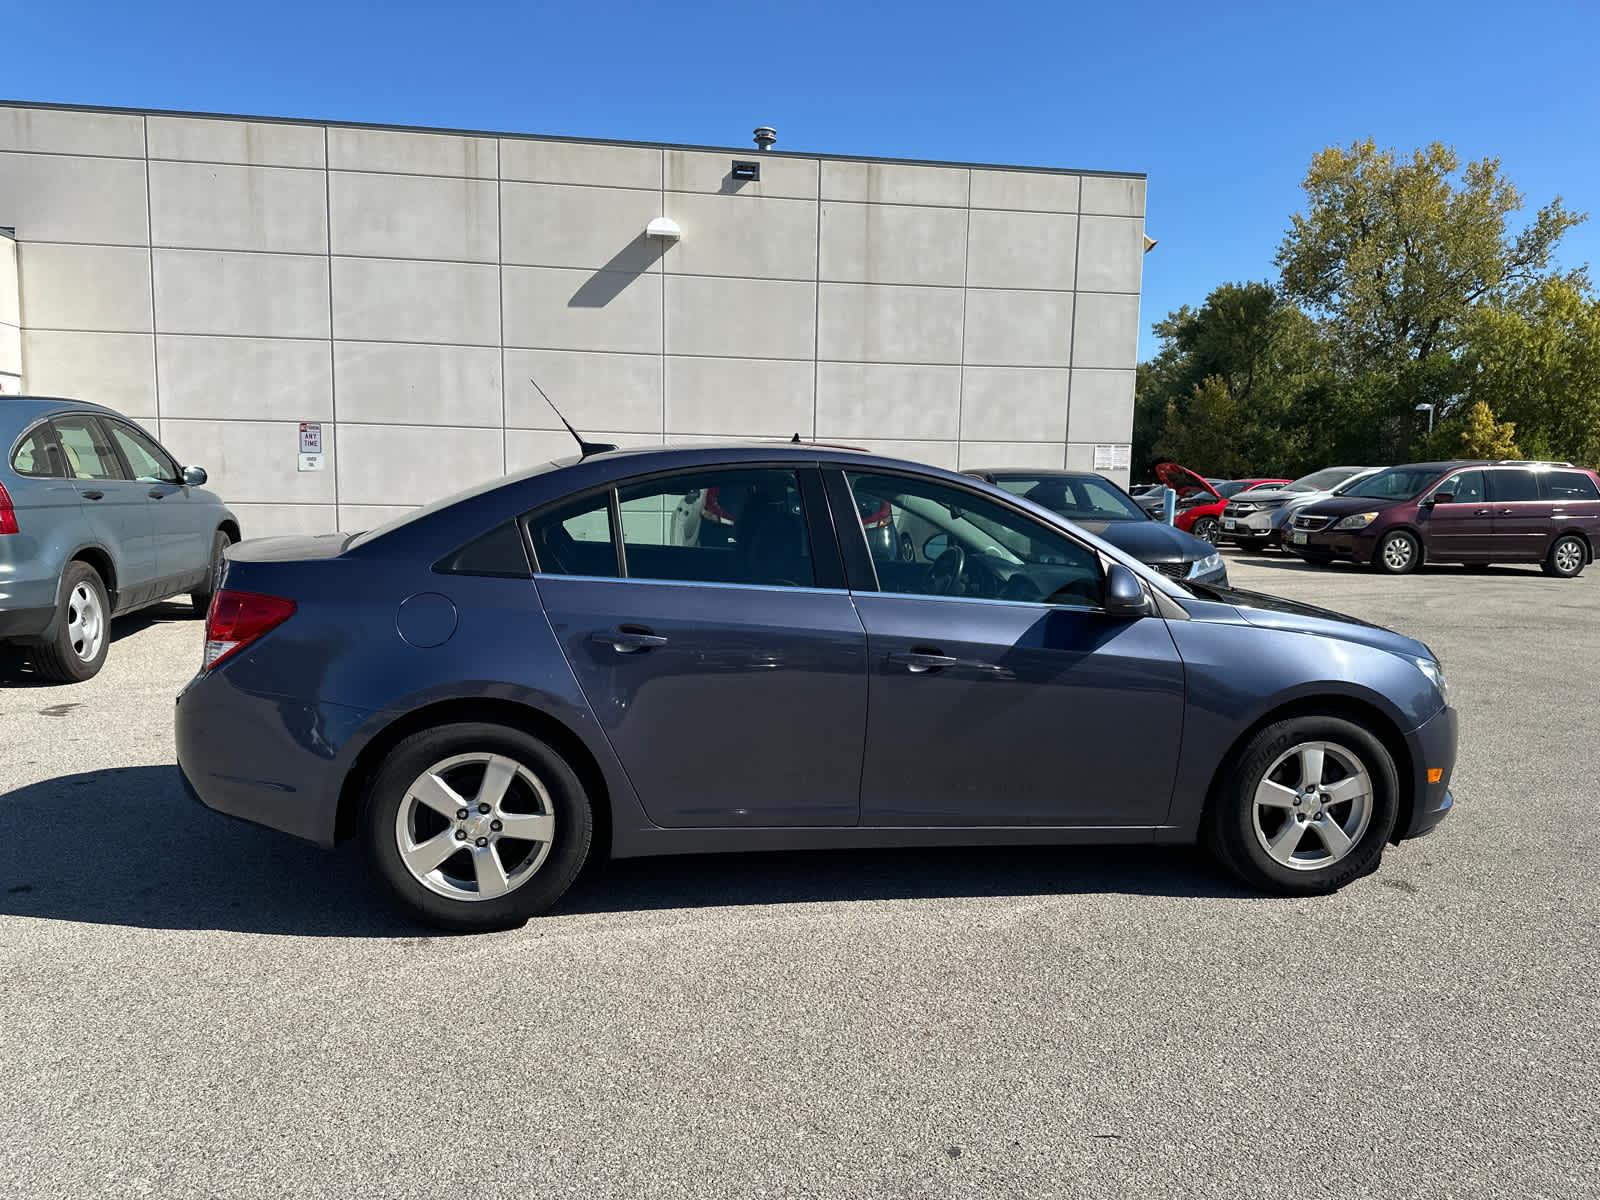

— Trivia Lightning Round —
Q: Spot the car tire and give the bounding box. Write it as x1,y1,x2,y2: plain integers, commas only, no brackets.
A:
362,721,594,931
31,561,111,684
1542,534,1587,579
1374,530,1421,575
190,529,232,617
1191,516,1221,545
1203,714,1399,896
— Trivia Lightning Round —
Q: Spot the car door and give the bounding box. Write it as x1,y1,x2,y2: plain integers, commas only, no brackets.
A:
49,414,160,606
532,464,869,829
1422,469,1492,559
104,418,211,590
1542,469,1600,549
1486,468,1550,560
830,468,1187,828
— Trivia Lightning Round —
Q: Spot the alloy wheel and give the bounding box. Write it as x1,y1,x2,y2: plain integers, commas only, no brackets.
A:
394,752,556,901
67,581,105,663
1250,741,1373,870
1381,534,1416,572
1554,538,1583,575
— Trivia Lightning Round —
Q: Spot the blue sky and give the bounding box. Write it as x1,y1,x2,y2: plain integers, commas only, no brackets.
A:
8,0,1599,361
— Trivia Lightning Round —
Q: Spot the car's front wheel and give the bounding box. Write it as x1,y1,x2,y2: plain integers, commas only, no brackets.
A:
1204,714,1398,895
1543,534,1587,579
1375,530,1421,575
1191,516,1221,545
362,722,594,931
31,561,111,683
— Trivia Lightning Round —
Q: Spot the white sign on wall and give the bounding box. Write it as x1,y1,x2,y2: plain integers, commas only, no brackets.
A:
1093,443,1132,471
299,422,323,454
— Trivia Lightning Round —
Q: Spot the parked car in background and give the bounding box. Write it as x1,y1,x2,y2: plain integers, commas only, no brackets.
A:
964,468,1226,584
0,396,238,681
1138,463,1292,545
1222,466,1379,550
176,442,1456,931
1288,460,1600,575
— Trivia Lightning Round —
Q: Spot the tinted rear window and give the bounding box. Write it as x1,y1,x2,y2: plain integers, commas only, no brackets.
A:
1545,471,1600,501
435,521,533,578
10,426,67,478
1488,470,1540,503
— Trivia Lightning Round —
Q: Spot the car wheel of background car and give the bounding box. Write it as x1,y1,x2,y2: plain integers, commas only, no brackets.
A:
362,721,593,931
1542,534,1587,579
1204,714,1398,895
190,529,233,617
1375,530,1421,575
31,561,111,684
1191,516,1221,545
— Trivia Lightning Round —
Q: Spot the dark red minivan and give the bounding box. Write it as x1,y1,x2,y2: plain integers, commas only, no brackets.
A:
1288,461,1600,576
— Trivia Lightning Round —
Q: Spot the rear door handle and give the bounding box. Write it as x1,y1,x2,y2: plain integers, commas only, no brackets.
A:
81,490,104,500
1473,508,1491,516
1498,508,1515,515
889,650,958,673
591,628,668,653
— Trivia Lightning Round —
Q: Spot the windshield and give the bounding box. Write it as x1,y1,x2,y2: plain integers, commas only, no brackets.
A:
1341,466,1444,501
1287,468,1360,493
992,475,1149,523
1330,470,1377,495
1215,481,1253,498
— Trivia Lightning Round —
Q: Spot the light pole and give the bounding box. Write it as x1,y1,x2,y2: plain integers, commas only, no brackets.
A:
1415,402,1435,435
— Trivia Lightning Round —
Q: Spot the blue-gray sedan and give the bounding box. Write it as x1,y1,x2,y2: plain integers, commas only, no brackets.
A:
175,443,1457,930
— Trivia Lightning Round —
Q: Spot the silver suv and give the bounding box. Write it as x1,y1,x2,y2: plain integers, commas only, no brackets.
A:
1,396,239,682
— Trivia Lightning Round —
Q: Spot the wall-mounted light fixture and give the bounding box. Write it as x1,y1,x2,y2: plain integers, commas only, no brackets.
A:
645,217,681,242
1143,235,1158,253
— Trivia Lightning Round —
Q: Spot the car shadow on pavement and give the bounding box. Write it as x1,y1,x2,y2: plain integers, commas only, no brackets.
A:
0,601,197,687
0,765,415,937
1,766,1252,935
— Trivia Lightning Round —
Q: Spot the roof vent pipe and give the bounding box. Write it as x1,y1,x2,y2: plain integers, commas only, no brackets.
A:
753,126,777,152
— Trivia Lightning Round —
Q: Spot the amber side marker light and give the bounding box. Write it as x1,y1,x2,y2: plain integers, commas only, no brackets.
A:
1427,768,1444,784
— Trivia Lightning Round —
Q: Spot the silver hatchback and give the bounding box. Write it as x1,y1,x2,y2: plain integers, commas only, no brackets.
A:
0,396,239,682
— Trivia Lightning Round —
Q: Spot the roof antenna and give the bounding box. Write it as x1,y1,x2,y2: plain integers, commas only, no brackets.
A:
529,377,617,458
791,432,802,443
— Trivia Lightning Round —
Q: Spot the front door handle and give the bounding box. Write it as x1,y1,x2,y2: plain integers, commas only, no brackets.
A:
1473,508,1491,517
148,488,167,499
591,628,669,654
81,490,104,501
1498,508,1515,515
889,650,958,673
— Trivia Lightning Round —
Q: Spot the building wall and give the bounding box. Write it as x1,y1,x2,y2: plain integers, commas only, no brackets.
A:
0,232,20,392
0,103,1144,537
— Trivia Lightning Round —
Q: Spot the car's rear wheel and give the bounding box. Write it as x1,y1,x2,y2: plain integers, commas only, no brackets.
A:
1375,530,1421,575
190,529,232,617
31,561,110,684
1204,714,1398,895
1543,534,1587,579
1191,516,1221,545
362,722,593,931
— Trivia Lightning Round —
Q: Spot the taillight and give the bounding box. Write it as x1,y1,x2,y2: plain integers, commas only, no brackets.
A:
0,481,17,535
204,590,296,669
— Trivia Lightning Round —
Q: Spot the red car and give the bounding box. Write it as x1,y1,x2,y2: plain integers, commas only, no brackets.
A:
1148,463,1292,545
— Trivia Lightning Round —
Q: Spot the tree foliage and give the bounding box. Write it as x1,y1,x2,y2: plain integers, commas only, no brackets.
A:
1135,139,1595,477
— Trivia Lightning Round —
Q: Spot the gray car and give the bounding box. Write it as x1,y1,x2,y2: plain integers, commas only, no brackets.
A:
1,396,239,682
175,443,1457,931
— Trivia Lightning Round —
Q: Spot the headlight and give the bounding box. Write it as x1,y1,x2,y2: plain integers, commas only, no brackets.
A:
1333,512,1380,530
1187,552,1224,579
1411,655,1450,705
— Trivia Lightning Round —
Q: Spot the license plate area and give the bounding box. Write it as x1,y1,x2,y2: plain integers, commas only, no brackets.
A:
1291,530,1308,544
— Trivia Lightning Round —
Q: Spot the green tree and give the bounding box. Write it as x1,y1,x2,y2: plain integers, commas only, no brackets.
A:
1277,139,1585,371
1152,376,1248,476
1460,277,1600,467
1454,400,1521,459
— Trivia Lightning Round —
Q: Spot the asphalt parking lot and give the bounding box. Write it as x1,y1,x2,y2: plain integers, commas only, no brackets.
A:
2,551,1597,1199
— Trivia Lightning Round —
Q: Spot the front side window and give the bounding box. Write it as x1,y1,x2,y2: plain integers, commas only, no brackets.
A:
1432,470,1484,504
50,416,126,481
1544,471,1600,501
106,422,179,484
845,471,1102,608
10,426,67,478
1488,469,1540,503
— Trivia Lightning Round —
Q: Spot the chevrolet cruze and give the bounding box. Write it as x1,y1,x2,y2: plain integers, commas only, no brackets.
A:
176,444,1458,930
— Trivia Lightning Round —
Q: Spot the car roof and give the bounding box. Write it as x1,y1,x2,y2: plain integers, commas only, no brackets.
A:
1,395,121,425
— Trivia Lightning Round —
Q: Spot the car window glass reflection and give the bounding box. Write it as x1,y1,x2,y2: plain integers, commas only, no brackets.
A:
50,417,126,481
845,471,1102,608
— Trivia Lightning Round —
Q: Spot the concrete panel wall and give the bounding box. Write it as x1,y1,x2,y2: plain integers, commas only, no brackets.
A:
0,101,1145,531
0,235,19,390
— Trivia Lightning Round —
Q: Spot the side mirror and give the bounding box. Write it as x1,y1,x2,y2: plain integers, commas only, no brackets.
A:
183,465,208,487
1104,563,1149,617
923,532,950,560
1428,492,1453,506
